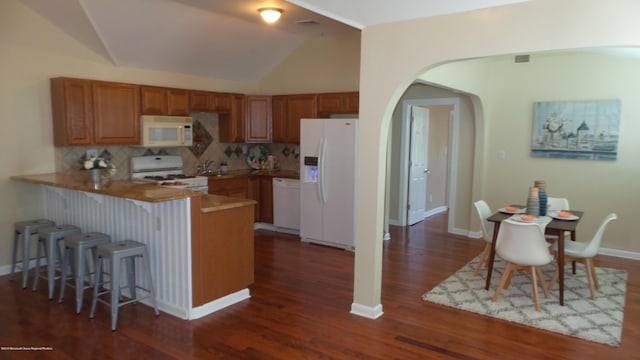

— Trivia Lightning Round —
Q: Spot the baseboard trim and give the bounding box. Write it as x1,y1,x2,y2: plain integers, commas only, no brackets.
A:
189,289,251,320
350,302,384,319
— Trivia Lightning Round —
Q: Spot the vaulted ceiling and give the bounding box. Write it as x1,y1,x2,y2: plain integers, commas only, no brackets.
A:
20,0,527,82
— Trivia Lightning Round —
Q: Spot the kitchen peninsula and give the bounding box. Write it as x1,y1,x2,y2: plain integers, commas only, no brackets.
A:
11,172,256,320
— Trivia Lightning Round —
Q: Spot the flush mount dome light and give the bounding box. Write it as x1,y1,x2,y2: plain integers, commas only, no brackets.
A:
258,7,283,23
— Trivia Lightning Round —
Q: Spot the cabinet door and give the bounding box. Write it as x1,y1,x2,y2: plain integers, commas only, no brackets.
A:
317,93,343,114
247,176,260,222
189,90,213,112
259,176,274,223
51,77,94,146
343,92,359,114
208,177,248,198
140,86,168,115
92,81,140,145
246,96,272,143
287,94,317,144
219,94,245,143
212,93,232,113
167,89,189,116
271,95,287,143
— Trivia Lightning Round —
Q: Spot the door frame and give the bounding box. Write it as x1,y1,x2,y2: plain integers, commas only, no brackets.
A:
398,97,459,233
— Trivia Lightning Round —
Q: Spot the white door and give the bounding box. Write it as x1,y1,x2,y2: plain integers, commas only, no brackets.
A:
408,106,429,225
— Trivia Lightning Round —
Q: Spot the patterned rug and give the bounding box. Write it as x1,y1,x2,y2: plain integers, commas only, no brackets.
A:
422,256,627,346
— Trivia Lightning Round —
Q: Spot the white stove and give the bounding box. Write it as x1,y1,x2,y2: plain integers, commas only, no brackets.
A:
130,155,208,193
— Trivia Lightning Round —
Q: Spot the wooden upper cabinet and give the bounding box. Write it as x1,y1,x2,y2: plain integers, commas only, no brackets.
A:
189,90,212,112
318,92,359,115
212,93,232,113
246,95,272,143
51,77,94,146
271,95,287,143
219,94,245,143
286,94,318,144
92,81,140,145
189,91,231,113
141,86,189,116
167,89,189,115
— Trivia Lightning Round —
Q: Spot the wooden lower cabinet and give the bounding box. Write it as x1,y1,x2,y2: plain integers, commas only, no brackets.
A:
248,176,260,222
208,177,248,198
191,198,254,306
259,177,274,223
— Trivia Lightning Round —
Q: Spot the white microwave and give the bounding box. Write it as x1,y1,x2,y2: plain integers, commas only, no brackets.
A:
140,115,193,147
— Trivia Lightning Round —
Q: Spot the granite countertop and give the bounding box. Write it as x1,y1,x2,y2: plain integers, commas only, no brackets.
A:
200,194,256,213
207,169,299,180
11,172,203,203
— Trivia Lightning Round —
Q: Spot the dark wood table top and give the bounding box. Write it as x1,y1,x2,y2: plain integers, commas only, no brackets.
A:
487,206,583,232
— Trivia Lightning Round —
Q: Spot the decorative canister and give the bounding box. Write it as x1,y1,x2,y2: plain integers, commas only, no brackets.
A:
525,186,539,216
534,180,547,216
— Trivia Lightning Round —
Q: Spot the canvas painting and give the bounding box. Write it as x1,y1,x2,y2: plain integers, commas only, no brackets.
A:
531,100,621,160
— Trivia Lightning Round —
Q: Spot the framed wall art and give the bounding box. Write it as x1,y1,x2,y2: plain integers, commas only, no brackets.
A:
531,99,621,160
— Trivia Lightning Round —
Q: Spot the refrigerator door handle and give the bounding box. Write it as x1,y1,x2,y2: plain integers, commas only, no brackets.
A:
319,138,327,203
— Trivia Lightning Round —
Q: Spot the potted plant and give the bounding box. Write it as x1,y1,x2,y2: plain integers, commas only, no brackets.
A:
219,161,229,174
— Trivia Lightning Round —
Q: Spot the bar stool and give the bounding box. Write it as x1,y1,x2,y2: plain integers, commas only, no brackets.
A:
11,219,56,289
32,225,81,300
90,240,159,331
58,232,111,314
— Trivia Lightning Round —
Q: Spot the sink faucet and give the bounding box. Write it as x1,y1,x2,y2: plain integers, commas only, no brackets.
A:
197,160,214,175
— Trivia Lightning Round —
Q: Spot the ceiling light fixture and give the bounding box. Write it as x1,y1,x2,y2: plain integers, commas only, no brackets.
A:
258,7,283,24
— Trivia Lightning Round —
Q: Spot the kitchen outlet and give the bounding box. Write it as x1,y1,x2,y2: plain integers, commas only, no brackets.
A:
86,149,98,159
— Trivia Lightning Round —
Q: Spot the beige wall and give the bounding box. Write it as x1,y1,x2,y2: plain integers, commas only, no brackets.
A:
259,30,361,94
354,0,640,312
0,0,360,270
425,105,451,212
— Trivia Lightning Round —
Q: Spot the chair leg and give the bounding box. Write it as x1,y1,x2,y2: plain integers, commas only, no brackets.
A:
142,247,159,316
536,267,549,298
589,258,600,290
32,239,44,292
584,258,597,300
529,267,541,311
10,232,19,280
474,244,490,276
110,256,121,331
492,262,515,303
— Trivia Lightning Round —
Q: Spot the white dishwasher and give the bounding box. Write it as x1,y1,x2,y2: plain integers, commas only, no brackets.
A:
272,178,300,233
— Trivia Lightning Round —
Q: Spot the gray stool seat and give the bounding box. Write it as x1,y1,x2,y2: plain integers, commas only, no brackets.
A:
11,219,56,288
90,240,159,331
33,225,82,299
59,232,111,314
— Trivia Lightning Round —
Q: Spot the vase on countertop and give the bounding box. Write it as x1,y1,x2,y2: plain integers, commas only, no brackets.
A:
89,168,102,188
534,180,547,216
525,186,539,216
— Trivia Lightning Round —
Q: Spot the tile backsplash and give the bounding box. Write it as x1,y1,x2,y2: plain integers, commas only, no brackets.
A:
54,112,300,179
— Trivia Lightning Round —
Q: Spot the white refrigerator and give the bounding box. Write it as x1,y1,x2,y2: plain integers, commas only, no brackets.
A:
299,118,358,249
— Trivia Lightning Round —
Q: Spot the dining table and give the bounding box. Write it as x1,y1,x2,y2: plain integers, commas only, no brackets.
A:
485,206,584,306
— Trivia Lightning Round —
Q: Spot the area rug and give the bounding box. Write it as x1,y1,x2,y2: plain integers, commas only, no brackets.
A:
422,256,627,346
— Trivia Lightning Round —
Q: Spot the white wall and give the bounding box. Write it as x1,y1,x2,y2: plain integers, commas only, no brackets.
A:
353,0,640,314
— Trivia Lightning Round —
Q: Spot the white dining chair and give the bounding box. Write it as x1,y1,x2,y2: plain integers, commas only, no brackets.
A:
492,219,554,311
549,213,617,300
473,200,494,276
546,197,571,242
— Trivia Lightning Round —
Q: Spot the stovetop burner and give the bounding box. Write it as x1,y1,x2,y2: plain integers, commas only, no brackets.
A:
143,174,197,181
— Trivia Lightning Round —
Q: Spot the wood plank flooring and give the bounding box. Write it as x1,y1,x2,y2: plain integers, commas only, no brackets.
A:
1,212,639,359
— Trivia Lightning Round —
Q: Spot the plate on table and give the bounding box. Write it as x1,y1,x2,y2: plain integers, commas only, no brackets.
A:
552,214,580,221
499,207,525,214
512,214,537,222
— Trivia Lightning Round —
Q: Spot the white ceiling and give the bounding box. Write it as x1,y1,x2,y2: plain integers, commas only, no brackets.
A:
20,0,528,82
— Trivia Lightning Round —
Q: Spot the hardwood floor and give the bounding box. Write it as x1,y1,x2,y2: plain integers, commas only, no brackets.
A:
1,212,639,359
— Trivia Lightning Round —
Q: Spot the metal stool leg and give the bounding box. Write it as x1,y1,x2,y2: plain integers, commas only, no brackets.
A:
143,247,159,316
10,231,19,280
110,254,121,331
